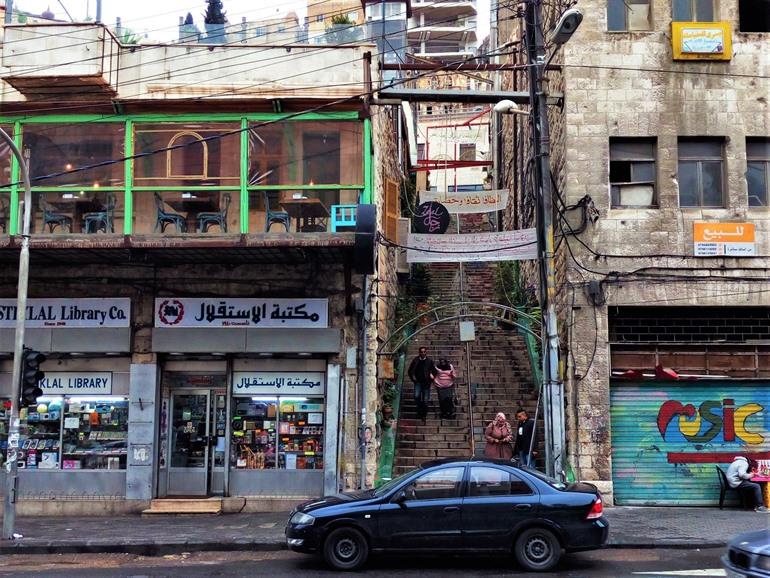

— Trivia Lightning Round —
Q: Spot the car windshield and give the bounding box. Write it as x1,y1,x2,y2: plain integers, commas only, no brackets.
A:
521,466,568,490
372,470,414,497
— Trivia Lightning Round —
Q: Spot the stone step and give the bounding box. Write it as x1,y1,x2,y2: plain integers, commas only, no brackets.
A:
143,498,222,516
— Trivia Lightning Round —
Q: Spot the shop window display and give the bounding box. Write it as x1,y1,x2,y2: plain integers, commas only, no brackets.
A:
17,396,128,470
0,399,10,468
230,396,324,471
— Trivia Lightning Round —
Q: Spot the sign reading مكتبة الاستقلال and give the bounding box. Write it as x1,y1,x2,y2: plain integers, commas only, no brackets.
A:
232,372,326,395
693,222,756,257
0,298,130,328
153,298,329,328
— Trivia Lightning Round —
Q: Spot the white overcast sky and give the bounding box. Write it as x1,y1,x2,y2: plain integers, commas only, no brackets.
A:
15,0,489,43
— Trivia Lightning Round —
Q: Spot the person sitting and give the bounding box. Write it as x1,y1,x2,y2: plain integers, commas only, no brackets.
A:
726,456,769,513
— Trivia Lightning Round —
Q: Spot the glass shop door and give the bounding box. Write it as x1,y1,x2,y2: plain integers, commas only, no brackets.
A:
167,390,212,496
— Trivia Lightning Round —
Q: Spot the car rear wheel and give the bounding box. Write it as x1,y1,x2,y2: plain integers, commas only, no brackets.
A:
323,527,369,571
514,527,562,572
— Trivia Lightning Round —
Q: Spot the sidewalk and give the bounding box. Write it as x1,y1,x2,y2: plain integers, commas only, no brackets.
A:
0,506,768,555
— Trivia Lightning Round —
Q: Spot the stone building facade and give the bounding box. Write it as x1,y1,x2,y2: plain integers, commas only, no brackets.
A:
499,0,770,504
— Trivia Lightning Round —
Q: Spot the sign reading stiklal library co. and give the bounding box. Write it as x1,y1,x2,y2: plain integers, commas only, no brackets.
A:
154,298,329,328
0,298,131,328
39,372,113,395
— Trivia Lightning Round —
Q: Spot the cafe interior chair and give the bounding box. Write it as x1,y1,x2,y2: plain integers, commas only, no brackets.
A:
716,466,746,509
154,192,187,233
83,192,116,234
197,192,231,233
0,196,7,233
263,191,290,233
41,198,73,233
330,204,357,232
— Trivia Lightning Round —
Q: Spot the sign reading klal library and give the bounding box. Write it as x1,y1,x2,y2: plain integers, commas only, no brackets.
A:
154,298,329,328
0,298,130,328
693,222,756,257
39,372,113,395
407,229,538,263
232,372,325,395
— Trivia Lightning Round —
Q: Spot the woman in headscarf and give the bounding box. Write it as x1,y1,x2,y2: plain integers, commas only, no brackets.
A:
431,357,456,419
483,412,513,460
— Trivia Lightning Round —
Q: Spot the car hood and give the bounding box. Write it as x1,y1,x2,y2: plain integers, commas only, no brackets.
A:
731,530,770,555
296,491,375,513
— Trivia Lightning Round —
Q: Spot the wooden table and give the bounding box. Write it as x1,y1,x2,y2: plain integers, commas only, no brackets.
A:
279,197,330,232
164,192,220,233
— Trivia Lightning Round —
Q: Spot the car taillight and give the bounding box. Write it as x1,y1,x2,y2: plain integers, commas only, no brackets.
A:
586,497,603,520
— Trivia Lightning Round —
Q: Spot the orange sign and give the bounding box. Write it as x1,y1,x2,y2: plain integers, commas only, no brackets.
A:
693,222,755,243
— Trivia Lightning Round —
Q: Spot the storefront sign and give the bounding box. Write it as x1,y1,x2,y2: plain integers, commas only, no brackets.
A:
39,372,113,395
0,298,130,328
232,372,325,395
693,222,755,257
407,229,538,263
413,202,450,234
154,298,328,328
420,190,509,214
672,21,732,61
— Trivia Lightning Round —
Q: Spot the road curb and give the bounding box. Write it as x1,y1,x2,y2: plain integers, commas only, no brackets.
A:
0,540,724,556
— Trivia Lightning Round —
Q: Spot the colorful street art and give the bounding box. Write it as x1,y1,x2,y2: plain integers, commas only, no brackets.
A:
610,382,770,506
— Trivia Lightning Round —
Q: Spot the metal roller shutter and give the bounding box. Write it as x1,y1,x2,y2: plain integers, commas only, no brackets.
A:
610,381,770,506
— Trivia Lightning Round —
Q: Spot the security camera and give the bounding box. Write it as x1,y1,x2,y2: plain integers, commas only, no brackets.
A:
493,99,519,114
550,8,583,46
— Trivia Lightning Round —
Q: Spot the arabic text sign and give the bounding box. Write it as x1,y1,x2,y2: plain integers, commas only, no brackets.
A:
39,372,113,395
420,190,509,214
407,229,538,263
0,298,130,329
693,222,756,257
681,27,725,54
154,298,328,328
232,372,326,395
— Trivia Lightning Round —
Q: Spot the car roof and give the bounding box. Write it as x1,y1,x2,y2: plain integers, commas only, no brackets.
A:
419,458,518,469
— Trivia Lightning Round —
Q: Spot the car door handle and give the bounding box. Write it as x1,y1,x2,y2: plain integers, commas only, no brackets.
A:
444,506,460,513
514,504,532,511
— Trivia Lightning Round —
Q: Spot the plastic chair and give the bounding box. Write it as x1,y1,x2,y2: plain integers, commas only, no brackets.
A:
330,204,357,232
197,193,231,233
41,198,72,233
154,193,187,233
263,191,290,232
83,192,116,234
717,466,746,509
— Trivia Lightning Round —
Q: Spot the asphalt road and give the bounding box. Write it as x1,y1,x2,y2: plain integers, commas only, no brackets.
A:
0,548,729,577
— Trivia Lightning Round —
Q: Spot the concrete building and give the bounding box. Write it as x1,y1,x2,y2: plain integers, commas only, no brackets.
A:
0,20,404,515
408,0,477,61
498,0,770,505
307,0,365,44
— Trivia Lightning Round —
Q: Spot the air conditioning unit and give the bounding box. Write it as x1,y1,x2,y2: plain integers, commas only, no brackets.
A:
396,217,410,274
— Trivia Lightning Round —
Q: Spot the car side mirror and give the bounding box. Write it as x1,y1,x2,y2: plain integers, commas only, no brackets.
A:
393,490,408,506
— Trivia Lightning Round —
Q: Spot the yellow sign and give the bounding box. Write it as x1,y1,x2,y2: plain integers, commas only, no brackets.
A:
672,22,732,61
693,222,755,257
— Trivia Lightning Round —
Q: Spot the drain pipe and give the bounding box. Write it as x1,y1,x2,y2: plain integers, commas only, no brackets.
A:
359,274,369,490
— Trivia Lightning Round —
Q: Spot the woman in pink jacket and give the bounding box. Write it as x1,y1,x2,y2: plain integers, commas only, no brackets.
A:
431,358,456,419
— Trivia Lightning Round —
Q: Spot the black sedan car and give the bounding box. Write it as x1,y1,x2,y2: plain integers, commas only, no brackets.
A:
723,530,770,578
286,458,609,571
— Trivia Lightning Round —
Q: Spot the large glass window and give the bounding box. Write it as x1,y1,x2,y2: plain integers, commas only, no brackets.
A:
0,398,9,469
608,0,652,31
673,0,716,21
18,396,128,470
678,138,724,207
230,395,324,471
747,138,770,208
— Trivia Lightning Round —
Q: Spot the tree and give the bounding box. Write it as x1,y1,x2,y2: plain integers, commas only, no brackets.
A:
203,0,226,25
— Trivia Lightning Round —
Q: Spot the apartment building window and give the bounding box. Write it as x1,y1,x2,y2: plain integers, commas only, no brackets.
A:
607,0,652,31
672,0,716,22
316,14,324,23
678,138,725,207
417,143,426,161
459,143,476,161
739,1,770,32
610,138,657,207
747,138,770,207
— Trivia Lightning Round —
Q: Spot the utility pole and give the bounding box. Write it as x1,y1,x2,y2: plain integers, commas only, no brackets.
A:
2,131,32,540
524,0,565,479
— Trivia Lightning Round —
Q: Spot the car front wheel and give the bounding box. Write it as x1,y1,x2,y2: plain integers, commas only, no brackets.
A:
323,527,369,571
514,527,562,572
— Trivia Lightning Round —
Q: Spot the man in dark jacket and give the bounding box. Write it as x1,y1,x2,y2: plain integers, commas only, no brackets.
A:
513,409,538,467
408,347,433,422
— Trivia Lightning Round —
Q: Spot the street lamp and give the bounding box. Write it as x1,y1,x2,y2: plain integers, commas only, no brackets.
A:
493,99,530,116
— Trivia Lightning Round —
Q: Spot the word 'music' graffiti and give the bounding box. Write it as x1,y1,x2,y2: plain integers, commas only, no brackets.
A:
657,398,764,445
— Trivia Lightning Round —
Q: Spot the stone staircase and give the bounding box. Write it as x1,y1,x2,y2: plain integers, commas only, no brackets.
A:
393,262,539,476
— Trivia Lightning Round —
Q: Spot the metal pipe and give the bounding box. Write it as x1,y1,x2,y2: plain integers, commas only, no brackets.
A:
95,0,102,23
359,274,369,490
2,133,32,541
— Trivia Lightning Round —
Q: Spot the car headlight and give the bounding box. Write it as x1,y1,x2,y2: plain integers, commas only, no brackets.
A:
756,554,770,572
290,511,316,525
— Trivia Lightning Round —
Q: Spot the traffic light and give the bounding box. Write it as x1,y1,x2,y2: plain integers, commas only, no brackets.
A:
20,348,45,408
